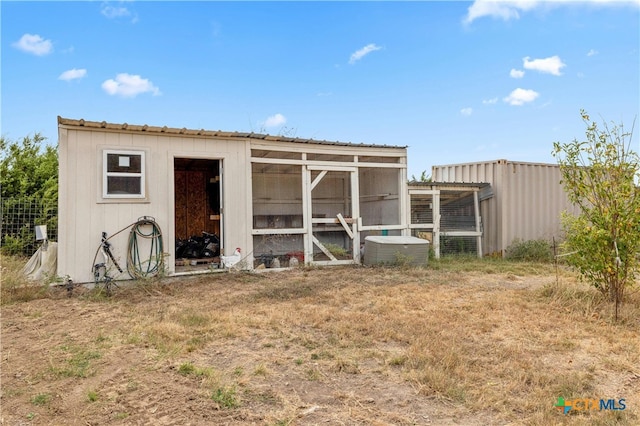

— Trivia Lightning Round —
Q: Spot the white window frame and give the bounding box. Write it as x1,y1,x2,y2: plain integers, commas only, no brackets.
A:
102,149,146,199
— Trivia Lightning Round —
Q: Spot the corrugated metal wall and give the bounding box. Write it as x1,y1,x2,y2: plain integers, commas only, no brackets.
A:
432,160,579,255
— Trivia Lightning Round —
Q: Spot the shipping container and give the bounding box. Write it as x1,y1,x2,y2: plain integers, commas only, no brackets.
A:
432,159,579,255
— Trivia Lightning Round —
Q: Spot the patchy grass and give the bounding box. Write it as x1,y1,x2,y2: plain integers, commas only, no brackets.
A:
1,258,639,425
30,393,51,406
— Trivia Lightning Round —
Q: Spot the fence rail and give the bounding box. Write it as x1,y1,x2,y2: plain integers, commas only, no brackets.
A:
1,197,58,256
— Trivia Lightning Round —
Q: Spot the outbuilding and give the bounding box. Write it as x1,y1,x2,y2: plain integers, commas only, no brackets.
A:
57,117,409,283
432,159,580,255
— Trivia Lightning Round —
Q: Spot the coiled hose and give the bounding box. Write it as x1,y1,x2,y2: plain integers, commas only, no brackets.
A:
126,216,164,279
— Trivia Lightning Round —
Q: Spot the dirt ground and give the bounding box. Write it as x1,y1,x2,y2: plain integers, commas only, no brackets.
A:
1,265,638,425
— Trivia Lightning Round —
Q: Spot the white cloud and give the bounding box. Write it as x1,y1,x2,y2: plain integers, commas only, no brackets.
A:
464,0,640,24
523,55,566,76
510,68,525,78
460,107,473,116
504,88,540,106
464,1,538,24
263,113,287,128
101,73,161,97
587,49,599,57
483,97,498,105
59,68,87,81
12,34,53,56
349,43,382,65
101,2,138,23
101,1,131,18
101,5,129,18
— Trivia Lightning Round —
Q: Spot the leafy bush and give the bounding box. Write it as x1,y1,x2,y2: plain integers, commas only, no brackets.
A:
1,133,58,255
505,239,554,263
553,110,639,320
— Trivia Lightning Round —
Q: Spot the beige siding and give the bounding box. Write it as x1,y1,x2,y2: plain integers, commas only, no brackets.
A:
58,126,250,283
58,119,407,282
432,159,579,255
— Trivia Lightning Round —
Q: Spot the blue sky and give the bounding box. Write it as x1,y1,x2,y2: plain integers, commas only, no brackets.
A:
2,0,639,178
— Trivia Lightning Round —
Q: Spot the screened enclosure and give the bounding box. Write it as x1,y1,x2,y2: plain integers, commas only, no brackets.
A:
408,182,487,258
251,146,407,267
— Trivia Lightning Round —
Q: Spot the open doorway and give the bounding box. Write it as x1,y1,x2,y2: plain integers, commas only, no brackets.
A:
174,158,222,273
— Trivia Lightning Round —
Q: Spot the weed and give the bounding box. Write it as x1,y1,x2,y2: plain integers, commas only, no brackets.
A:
0,255,51,304
253,363,268,376
505,239,554,263
211,386,239,409
332,358,360,374
95,334,109,343
31,393,51,406
323,243,349,258
50,344,101,378
87,390,98,402
310,350,334,360
294,358,304,365
305,367,321,381
388,355,407,366
177,309,211,327
393,252,418,267
178,362,214,378
178,362,196,375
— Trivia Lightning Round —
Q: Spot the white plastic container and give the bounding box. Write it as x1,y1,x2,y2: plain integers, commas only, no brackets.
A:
363,236,429,266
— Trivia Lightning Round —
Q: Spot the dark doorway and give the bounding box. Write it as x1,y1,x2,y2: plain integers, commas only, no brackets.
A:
174,158,222,271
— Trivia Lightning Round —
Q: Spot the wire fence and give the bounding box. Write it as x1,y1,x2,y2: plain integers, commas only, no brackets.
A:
1,197,58,256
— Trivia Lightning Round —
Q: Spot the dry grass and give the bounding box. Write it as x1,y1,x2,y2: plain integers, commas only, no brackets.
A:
0,254,53,304
1,256,639,425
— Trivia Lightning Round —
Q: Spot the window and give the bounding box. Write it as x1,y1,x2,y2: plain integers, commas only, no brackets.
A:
103,150,145,198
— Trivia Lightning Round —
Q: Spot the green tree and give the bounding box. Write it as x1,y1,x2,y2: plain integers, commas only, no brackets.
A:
410,170,432,183
1,133,58,200
1,133,58,254
552,110,639,320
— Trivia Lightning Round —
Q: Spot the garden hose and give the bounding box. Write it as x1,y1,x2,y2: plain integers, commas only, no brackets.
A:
126,216,164,279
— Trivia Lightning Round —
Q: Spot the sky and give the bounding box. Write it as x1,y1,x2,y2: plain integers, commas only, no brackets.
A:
2,0,639,179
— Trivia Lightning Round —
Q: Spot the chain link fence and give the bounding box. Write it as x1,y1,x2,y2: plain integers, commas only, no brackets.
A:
1,197,58,256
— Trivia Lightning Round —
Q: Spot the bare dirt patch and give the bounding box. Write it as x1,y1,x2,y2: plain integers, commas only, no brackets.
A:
1,263,639,425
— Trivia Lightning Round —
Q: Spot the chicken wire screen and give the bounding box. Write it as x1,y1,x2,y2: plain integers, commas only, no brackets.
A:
439,190,477,232
252,163,303,229
410,194,434,225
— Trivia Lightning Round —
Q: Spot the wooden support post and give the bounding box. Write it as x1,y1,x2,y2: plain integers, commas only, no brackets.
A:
474,190,482,258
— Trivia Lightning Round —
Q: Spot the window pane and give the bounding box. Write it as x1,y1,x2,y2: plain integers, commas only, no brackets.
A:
107,154,142,173
107,176,141,195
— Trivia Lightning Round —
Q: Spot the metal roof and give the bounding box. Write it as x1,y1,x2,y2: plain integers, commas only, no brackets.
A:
433,158,561,168
57,116,407,150
408,181,491,189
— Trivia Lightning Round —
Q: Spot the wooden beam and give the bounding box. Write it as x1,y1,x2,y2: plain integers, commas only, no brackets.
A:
474,190,483,258
310,170,327,190
312,217,355,224
336,213,354,239
252,228,306,235
312,236,337,261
